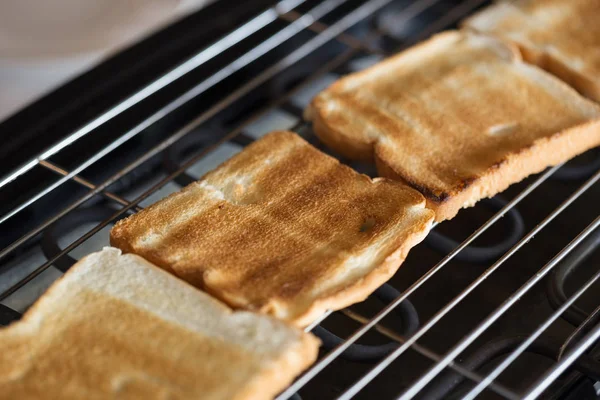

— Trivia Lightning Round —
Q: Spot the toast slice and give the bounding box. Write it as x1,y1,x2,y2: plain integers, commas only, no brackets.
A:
0,247,319,400
463,0,600,102
110,131,434,327
305,30,600,221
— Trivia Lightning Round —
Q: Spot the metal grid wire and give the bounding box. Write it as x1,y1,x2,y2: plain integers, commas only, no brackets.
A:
0,0,599,398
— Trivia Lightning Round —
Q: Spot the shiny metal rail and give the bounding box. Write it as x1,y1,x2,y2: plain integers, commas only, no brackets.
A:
279,10,384,55
338,169,600,399
3,0,440,289
277,2,561,396
0,0,384,263
4,0,597,398
0,0,305,191
1,1,512,395
288,164,547,400
391,169,600,400
524,322,600,399
0,0,351,226
462,220,600,399
0,42,359,299
305,310,334,333
340,310,519,400
9,42,506,396
39,160,142,211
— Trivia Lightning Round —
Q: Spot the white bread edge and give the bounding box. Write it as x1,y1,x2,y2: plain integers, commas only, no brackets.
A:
1,247,320,400
462,1,600,102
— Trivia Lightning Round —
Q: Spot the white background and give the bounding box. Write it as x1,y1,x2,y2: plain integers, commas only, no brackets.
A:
0,0,214,122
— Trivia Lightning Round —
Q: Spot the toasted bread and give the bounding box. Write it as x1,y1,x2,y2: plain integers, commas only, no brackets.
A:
464,0,600,102
0,247,319,400
305,30,600,221
110,131,434,327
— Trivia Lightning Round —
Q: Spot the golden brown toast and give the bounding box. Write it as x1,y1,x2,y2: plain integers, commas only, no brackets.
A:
305,30,600,221
0,248,319,400
110,131,434,327
464,0,600,102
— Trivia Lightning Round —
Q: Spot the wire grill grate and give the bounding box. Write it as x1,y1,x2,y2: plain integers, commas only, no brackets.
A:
1,0,599,398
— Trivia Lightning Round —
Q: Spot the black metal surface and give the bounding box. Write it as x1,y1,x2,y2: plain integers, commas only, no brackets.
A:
0,0,279,174
0,12,347,254
552,150,600,182
419,336,600,400
0,305,21,327
314,284,420,362
547,227,600,326
425,196,525,263
0,0,280,252
41,206,128,272
558,378,600,400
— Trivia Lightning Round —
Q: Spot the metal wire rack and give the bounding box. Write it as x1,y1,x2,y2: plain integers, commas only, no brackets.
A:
1,0,599,398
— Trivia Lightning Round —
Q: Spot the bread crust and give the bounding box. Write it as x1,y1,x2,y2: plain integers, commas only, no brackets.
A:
463,0,600,102
376,119,600,221
306,30,600,221
111,131,434,327
516,44,600,104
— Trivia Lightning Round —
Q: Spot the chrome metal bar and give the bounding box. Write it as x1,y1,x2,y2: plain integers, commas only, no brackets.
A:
289,119,309,133
2,2,566,398
0,0,366,262
558,303,600,360
0,0,348,227
279,10,384,54
0,47,358,300
340,309,520,400
0,0,305,191
282,0,522,393
391,170,600,400
305,310,333,332
38,160,142,212
524,322,600,399
462,219,600,399
277,163,559,399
